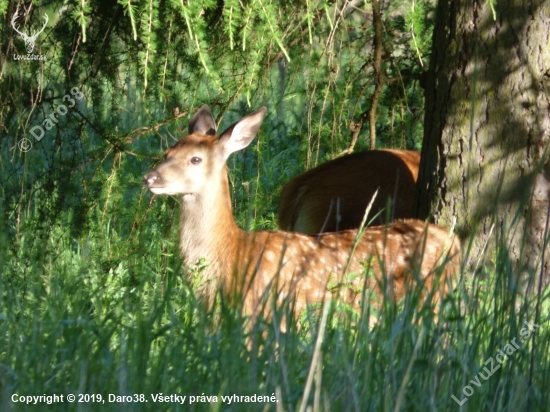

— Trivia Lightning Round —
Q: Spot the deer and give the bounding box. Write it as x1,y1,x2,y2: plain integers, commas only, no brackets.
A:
278,149,420,235
11,12,48,54
143,105,460,326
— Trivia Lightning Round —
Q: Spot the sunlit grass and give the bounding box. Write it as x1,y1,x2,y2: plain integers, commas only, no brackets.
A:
1,198,550,411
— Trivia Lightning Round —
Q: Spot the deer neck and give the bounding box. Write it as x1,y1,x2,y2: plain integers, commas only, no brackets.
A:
178,171,241,276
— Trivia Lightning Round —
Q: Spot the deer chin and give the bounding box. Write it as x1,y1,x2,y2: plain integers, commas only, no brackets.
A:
182,193,197,202
148,186,181,195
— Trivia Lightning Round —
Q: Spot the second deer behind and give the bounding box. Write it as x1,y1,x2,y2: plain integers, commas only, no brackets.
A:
278,149,421,235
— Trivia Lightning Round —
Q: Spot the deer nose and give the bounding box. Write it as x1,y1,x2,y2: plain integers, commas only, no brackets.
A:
143,171,158,186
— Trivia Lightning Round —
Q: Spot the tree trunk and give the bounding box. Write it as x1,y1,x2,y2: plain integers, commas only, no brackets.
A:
417,1,550,279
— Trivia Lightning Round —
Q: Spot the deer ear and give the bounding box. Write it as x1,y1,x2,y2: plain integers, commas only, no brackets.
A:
188,105,217,135
218,107,267,158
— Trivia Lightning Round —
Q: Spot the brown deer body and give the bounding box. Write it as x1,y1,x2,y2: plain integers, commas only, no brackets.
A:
278,150,420,234
144,106,459,320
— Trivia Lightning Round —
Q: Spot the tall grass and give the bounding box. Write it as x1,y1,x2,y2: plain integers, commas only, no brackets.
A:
1,126,550,411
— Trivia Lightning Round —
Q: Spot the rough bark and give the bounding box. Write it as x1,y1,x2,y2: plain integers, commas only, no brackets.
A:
417,1,550,279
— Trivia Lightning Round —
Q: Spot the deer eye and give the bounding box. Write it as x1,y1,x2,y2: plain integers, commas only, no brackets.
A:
190,157,202,165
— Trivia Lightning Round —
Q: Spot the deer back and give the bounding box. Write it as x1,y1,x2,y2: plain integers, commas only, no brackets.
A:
233,219,459,318
278,150,420,234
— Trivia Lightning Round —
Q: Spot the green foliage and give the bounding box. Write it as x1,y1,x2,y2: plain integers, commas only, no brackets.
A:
139,0,159,91
405,0,434,67
71,0,91,42
2,202,550,410
118,0,139,40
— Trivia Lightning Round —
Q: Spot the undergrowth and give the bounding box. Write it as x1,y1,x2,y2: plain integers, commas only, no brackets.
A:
1,184,550,411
